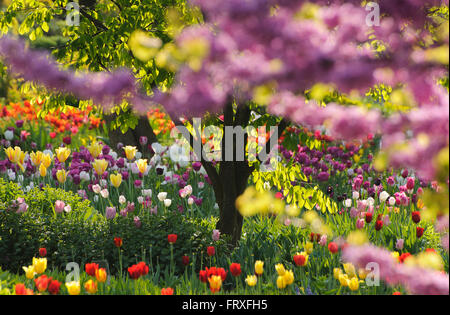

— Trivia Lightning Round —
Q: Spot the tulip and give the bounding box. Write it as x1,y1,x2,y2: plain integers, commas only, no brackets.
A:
348,277,359,291
338,273,349,287
161,287,174,295
39,248,47,257
41,153,52,168
305,242,314,254
30,151,44,166
245,275,258,286
168,234,178,244
34,275,51,292
163,199,172,207
92,159,108,176
114,237,123,248
276,275,287,289
48,280,61,295
95,268,107,283
212,229,221,241
275,263,286,276
106,207,116,219
207,246,215,257
39,163,47,177
22,265,36,279
135,159,148,174
333,268,343,279
157,192,167,201
87,141,103,158
123,146,137,160
416,227,424,238
55,200,65,213
255,260,264,276
100,189,109,198
84,279,98,294
283,270,294,285
56,169,67,184
208,275,222,293
395,239,404,250
293,252,308,266
32,257,47,274
328,242,339,254
65,281,80,295
55,147,71,163
230,263,242,277
343,263,357,278
85,263,99,277
110,173,122,188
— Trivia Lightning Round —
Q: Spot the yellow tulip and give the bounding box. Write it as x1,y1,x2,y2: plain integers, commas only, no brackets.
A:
348,277,359,291
66,281,81,295
56,169,67,184
338,273,349,287
29,151,43,166
276,275,287,289
110,173,122,188
92,159,108,176
123,146,137,160
358,268,368,280
87,141,103,158
333,268,343,280
22,265,36,279
135,159,148,174
84,279,98,294
245,275,257,286
305,242,314,254
55,147,71,163
343,263,357,278
255,260,264,276
41,154,52,168
32,257,47,274
4,146,21,163
283,270,294,285
39,164,47,177
275,263,286,276
95,268,107,283
353,154,360,163
208,275,222,293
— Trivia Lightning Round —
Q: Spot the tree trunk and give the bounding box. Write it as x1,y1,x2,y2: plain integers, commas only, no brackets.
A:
104,112,158,152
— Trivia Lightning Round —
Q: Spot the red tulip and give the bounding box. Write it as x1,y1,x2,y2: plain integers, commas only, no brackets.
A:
365,212,373,223
48,279,61,295
34,275,51,292
207,246,215,257
230,263,242,277
168,234,178,244
199,270,208,283
375,220,383,231
293,254,307,266
114,237,123,248
182,255,190,266
39,247,47,257
328,242,339,254
412,211,421,224
416,227,424,238
161,287,174,295
85,263,99,277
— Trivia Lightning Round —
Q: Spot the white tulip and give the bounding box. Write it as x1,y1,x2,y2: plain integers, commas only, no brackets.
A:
164,199,172,207
157,192,167,201
379,191,390,203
